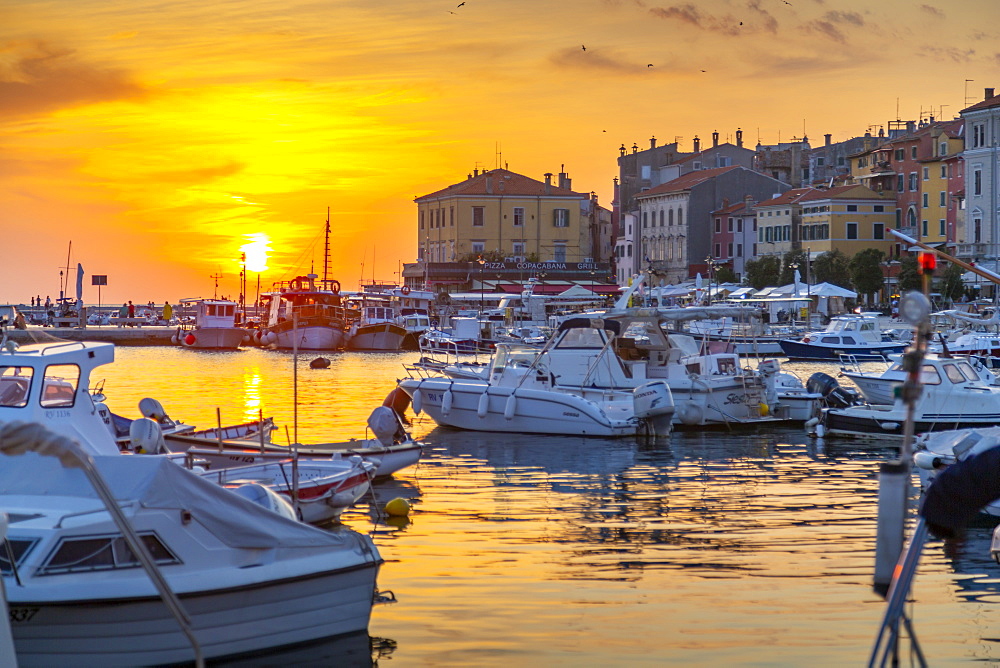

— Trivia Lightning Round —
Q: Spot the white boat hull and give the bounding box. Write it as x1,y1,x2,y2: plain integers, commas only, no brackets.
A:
272,326,345,351
176,327,247,350
10,563,379,666
398,379,672,437
349,323,406,351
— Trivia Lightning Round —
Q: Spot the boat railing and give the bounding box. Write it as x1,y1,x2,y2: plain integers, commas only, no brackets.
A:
55,499,139,528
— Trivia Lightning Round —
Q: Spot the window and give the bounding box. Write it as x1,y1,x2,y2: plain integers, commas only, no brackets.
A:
553,243,566,262
940,141,948,156
714,243,721,257
642,212,648,228
974,169,983,196
922,193,928,208
715,218,721,233
838,156,846,166
41,364,78,408
909,173,918,191
472,241,485,254
472,206,485,227
41,533,178,575
513,207,524,226
922,220,928,237
846,222,858,240
973,123,986,148
847,204,858,212
920,365,942,385
450,207,454,226
944,364,966,384
941,165,948,179
894,148,904,161
923,167,929,180
0,538,36,575
896,174,904,192
817,157,826,166
419,211,424,230
873,223,884,240
677,209,683,226
0,366,33,407
737,219,742,233
727,218,733,232
911,146,918,159
512,242,525,256
737,244,743,256
553,209,569,228
939,220,946,236
874,205,884,212
727,242,733,257
668,209,674,226
974,217,983,243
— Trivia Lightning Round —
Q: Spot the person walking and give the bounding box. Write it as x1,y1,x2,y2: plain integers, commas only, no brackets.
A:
44,296,50,309
162,302,173,323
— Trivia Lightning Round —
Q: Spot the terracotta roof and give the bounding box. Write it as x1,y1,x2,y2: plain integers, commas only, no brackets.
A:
798,184,889,202
636,165,741,198
712,198,757,215
415,168,585,201
962,92,1000,114
756,188,812,208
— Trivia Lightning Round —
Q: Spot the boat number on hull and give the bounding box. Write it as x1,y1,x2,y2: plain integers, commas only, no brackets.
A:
724,393,751,406
45,410,71,419
227,455,258,464
562,411,580,417
10,607,39,623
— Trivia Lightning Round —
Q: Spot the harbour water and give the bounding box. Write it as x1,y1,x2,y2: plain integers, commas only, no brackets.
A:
97,347,1000,666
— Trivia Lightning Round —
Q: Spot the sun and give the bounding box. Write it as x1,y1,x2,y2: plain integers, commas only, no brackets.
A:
240,233,271,273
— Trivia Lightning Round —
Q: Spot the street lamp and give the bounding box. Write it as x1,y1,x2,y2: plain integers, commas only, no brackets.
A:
705,256,719,305
477,255,485,316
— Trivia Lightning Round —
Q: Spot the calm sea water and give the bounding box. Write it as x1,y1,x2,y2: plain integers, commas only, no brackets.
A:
93,347,1000,666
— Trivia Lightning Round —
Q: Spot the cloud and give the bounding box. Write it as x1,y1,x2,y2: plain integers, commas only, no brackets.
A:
649,1,777,36
549,47,652,74
823,10,864,26
0,40,146,118
146,161,247,186
806,20,846,43
919,4,944,18
918,46,976,63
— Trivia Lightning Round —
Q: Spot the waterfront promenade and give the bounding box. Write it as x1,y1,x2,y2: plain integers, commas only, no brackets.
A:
7,325,176,346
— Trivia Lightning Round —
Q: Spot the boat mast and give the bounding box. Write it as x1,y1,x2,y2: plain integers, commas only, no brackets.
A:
323,207,331,284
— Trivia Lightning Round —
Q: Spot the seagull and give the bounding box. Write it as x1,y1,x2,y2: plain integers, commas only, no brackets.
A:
782,0,791,4
647,63,653,67
457,1,465,6
582,45,586,51
701,69,707,72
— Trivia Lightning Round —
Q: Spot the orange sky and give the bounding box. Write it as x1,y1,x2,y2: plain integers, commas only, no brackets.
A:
1,0,997,304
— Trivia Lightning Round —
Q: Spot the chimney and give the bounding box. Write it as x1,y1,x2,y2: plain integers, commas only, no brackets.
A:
693,135,701,152
824,133,832,146
712,131,719,147
558,165,570,190
736,128,743,148
722,198,730,208
485,173,493,195
619,144,627,157
544,173,552,194
632,143,639,154
906,121,916,134
473,168,479,177
987,87,996,100
650,136,657,149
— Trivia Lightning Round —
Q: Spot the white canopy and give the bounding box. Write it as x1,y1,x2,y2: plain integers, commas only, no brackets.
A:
810,282,857,298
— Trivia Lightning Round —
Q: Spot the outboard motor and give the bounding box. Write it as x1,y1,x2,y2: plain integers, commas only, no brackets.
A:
806,372,860,408
231,484,297,520
368,405,405,446
633,381,675,436
138,397,171,424
129,416,166,454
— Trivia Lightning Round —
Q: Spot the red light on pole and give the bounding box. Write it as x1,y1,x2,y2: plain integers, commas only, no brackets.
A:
918,252,937,275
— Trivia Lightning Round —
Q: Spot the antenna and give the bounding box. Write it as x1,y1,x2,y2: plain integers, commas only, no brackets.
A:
965,79,975,107
210,272,223,299
323,207,331,283
896,97,900,121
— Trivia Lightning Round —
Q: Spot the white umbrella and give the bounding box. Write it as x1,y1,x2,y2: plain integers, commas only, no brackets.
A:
695,273,703,290
75,263,84,312
793,268,801,296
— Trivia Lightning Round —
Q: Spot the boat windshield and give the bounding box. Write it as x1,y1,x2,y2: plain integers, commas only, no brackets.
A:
957,362,980,381
0,366,33,407
491,346,539,372
556,328,606,349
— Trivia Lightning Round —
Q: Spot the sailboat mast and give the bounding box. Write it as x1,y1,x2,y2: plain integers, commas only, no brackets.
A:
323,207,331,284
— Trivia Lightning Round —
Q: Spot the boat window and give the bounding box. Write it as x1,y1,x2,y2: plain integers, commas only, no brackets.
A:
993,340,1000,346
716,358,737,375
821,337,839,344
40,533,178,575
957,363,980,381
841,337,857,345
0,366,34,407
920,365,942,385
0,538,37,575
861,322,874,330
556,328,606,349
40,364,79,408
943,364,966,384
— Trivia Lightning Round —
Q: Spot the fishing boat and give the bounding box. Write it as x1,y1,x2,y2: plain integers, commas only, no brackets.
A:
257,275,358,350
170,298,247,350
778,314,907,361
346,297,407,351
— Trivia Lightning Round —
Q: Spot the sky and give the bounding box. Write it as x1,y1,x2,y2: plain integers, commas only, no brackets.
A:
1,0,998,304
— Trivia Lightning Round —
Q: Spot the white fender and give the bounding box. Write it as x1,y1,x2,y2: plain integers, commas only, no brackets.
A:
677,402,703,426
170,334,178,344
477,390,489,418
264,331,277,344
442,388,453,416
412,388,423,415
504,393,517,420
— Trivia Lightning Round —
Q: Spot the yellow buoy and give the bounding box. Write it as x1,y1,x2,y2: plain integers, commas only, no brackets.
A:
759,403,769,417
385,497,411,517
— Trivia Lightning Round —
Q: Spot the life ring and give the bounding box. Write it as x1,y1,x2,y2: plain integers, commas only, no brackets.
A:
803,336,811,343
330,279,341,295
400,286,411,295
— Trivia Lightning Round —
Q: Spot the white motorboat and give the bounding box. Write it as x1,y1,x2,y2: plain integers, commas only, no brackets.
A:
819,355,1000,439
913,426,1000,518
0,449,382,666
399,316,677,437
839,353,1000,406
346,296,407,351
170,298,247,350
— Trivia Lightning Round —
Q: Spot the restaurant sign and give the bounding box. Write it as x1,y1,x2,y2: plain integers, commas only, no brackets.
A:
481,261,606,272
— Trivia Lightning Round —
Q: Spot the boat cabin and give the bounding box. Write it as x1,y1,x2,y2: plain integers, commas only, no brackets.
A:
180,298,239,328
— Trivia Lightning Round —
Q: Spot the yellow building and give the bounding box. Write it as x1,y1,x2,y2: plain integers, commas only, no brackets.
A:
797,184,896,256
414,168,595,263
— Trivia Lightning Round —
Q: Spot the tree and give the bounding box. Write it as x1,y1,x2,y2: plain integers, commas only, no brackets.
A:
849,248,886,303
778,249,810,286
895,256,921,294
811,249,852,288
743,255,782,290
936,263,966,303
714,265,738,284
